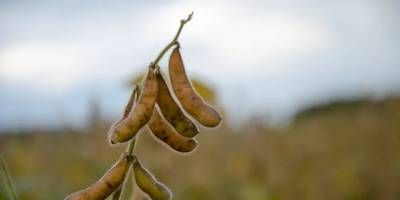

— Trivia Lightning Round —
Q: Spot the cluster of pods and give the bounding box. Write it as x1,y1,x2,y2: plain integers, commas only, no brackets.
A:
65,44,222,200
109,45,222,150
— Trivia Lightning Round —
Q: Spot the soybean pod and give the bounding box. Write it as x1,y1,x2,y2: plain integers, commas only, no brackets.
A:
148,107,198,153
65,153,131,200
156,71,198,137
133,158,171,200
168,46,222,127
108,64,158,144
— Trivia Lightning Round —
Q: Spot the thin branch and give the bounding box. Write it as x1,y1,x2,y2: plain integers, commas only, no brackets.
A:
127,138,136,157
115,138,137,200
153,12,193,65
117,84,142,200
0,156,19,200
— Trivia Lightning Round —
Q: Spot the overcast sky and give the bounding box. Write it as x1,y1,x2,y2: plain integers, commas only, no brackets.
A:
1,0,399,130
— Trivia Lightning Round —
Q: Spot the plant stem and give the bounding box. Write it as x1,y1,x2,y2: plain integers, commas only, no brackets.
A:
0,156,18,200
116,138,137,200
153,12,193,65
127,138,136,156
117,84,141,200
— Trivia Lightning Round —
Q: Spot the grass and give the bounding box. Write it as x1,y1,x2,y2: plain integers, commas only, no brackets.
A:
0,156,19,200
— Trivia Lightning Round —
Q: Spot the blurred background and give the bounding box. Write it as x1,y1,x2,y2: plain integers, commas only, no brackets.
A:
1,0,400,199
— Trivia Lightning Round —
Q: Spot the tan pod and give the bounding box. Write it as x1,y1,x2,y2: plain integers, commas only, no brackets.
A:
65,153,131,200
148,108,198,153
109,65,159,144
168,46,222,127
156,71,198,137
133,159,172,200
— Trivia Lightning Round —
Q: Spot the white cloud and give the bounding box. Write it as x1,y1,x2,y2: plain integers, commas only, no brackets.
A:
0,43,87,91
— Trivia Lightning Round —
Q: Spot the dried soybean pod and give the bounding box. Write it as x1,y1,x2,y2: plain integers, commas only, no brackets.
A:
133,158,172,200
156,70,199,137
148,108,198,153
169,46,222,127
108,64,159,144
65,153,131,200
123,85,138,119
